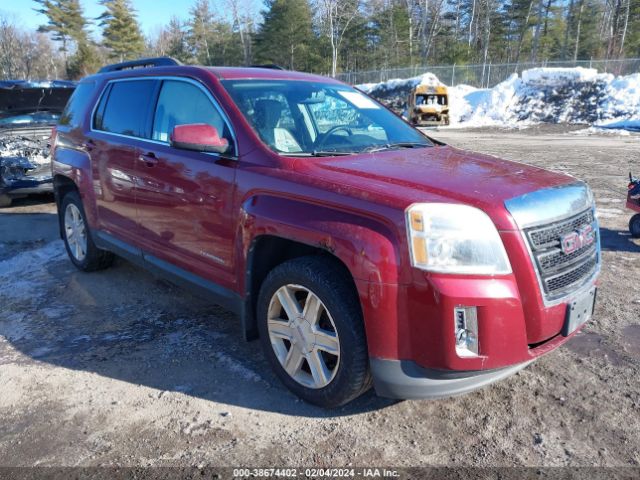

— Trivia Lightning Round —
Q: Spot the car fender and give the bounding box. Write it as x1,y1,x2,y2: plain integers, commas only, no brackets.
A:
238,193,406,348
52,146,98,228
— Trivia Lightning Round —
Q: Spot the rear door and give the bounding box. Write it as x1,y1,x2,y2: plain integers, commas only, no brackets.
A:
87,78,159,243
134,78,238,289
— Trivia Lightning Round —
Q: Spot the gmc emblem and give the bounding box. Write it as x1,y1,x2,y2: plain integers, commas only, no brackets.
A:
561,224,595,255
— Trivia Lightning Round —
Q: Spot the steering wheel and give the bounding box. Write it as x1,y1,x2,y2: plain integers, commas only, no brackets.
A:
314,125,353,150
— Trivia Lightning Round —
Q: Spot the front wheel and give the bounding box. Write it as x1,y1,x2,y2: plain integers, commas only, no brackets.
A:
257,256,371,408
61,191,114,271
630,214,640,238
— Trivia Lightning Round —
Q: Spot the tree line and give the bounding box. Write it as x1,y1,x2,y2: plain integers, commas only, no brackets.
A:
0,0,639,81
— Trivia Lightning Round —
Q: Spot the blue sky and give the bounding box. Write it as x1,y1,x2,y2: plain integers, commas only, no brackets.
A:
1,0,204,37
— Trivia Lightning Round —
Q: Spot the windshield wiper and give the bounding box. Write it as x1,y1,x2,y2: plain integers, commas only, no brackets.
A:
360,142,431,153
312,150,354,157
281,150,355,157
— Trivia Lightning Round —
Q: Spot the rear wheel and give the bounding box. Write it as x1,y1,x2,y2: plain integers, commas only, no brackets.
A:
257,256,371,408
61,191,114,271
630,214,640,238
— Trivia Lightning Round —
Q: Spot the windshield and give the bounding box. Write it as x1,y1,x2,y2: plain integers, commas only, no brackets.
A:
221,79,432,156
0,111,60,127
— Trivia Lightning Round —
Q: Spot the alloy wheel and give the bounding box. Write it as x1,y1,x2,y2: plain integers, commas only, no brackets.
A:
64,203,87,262
267,284,340,389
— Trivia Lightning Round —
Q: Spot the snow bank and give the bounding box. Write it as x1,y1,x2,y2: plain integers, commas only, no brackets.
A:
358,67,640,130
521,67,599,85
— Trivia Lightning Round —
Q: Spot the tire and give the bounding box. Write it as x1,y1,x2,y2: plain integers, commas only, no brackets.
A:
257,256,372,408
0,194,12,208
630,214,640,238
61,191,114,272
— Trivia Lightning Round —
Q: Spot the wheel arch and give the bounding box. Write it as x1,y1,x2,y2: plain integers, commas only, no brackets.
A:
238,194,403,342
52,145,97,230
53,174,80,238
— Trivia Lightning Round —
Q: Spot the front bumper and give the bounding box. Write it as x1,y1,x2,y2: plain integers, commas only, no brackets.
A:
370,358,534,399
356,237,598,391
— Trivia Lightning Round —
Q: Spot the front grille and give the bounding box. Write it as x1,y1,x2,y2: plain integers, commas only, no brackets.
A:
524,209,599,300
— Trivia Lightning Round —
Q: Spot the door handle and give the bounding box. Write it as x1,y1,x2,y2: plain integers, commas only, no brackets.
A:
138,152,158,167
82,139,96,152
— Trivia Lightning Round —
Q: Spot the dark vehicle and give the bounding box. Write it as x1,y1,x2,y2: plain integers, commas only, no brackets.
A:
52,58,600,407
0,80,75,207
628,173,640,237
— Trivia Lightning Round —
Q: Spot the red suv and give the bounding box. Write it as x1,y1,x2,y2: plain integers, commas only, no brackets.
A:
52,58,600,407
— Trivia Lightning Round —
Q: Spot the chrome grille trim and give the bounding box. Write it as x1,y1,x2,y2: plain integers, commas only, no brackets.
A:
505,182,601,306
504,182,594,229
543,254,598,293
527,210,595,249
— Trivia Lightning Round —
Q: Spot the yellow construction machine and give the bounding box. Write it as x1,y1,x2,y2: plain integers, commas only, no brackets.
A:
407,85,449,126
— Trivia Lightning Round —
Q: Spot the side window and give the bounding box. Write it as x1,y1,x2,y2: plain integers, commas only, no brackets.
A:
152,80,233,154
59,81,96,129
100,80,157,138
93,83,111,131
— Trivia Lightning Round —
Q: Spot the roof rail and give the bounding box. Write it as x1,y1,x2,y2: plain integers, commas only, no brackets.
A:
250,64,285,70
98,57,182,74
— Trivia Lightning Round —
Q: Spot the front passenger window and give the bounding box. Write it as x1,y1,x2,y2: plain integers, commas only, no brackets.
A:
152,80,233,154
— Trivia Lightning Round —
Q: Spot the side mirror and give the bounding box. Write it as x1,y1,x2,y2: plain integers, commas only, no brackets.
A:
170,124,229,154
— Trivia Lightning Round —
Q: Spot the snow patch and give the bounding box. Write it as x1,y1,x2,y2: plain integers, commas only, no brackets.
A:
359,67,640,130
214,352,262,383
0,241,65,278
521,67,599,85
0,241,66,305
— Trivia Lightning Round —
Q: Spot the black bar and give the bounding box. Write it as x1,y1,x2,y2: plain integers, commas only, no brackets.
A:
98,57,181,73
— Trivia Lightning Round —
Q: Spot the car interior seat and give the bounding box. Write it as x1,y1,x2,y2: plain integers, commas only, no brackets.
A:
253,99,302,153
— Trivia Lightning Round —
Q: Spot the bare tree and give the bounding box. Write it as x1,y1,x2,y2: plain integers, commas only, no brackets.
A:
573,0,585,61
226,0,259,65
0,16,22,79
530,0,545,61
0,15,63,80
417,0,446,61
314,0,360,77
606,0,632,58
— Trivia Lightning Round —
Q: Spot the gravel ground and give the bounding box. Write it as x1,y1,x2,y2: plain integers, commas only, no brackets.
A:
0,126,638,470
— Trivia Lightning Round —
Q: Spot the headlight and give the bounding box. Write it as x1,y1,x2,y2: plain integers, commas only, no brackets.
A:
406,203,512,275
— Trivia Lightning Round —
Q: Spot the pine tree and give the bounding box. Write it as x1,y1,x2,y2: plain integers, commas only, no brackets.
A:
33,0,95,78
33,0,89,55
254,0,317,70
98,0,145,61
67,40,103,79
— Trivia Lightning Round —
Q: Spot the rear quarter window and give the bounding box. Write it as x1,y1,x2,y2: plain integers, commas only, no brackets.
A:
98,80,157,138
58,81,96,128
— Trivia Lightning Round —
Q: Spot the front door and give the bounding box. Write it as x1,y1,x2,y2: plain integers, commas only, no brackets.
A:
134,79,238,289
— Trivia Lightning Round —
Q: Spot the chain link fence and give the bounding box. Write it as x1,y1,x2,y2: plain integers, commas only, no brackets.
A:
336,58,640,88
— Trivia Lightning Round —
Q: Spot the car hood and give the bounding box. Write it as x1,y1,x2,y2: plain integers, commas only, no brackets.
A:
293,145,576,231
0,86,74,117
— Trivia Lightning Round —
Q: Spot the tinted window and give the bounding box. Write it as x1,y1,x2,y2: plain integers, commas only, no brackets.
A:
59,81,95,128
152,80,232,153
93,83,111,131
100,80,156,138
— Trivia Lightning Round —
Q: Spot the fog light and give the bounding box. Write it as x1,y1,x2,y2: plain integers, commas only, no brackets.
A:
454,307,479,357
